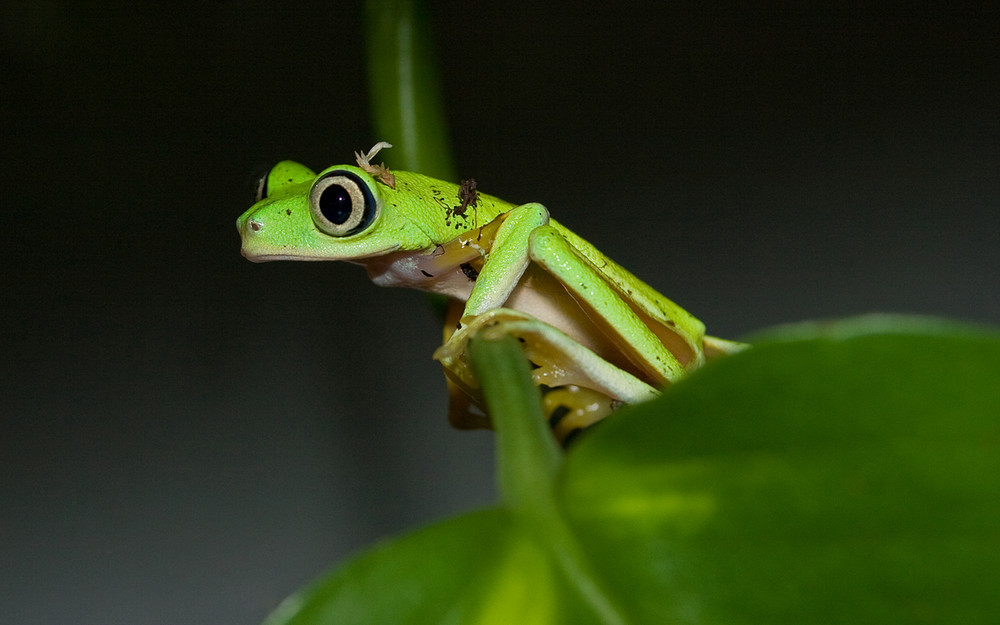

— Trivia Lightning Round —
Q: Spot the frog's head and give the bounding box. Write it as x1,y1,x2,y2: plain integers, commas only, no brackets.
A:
237,161,429,262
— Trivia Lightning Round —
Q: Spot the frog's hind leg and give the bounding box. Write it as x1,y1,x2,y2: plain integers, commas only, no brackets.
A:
527,225,689,386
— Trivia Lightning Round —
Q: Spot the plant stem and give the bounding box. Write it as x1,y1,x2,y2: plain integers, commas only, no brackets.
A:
363,0,455,180
468,333,628,625
468,333,561,513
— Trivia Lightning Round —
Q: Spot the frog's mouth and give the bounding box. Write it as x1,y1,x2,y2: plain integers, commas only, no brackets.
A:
239,244,402,263
238,237,292,262
239,250,297,263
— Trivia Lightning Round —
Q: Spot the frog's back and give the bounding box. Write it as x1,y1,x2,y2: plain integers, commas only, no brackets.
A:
389,171,516,244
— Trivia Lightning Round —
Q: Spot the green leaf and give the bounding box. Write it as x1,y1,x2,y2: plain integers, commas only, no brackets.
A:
261,508,586,625
261,316,1000,624
260,508,614,625
559,316,1000,623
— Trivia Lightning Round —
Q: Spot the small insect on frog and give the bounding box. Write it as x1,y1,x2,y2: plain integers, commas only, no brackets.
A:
238,143,743,443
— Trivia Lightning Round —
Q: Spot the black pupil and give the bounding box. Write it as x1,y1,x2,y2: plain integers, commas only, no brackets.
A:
319,184,354,225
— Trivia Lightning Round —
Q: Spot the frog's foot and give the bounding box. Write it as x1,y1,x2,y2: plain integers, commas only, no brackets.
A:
540,384,622,445
434,308,658,442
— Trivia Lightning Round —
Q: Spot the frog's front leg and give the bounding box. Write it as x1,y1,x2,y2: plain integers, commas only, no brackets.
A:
458,203,550,319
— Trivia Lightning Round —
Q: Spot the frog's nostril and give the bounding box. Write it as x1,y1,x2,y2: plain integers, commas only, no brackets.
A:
249,219,262,232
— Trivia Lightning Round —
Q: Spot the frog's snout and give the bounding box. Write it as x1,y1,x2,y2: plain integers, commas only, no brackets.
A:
236,209,260,236
237,211,267,262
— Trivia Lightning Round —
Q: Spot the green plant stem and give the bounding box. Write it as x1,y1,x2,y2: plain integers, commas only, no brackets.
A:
364,0,455,320
468,333,561,512
363,0,455,180
468,333,628,625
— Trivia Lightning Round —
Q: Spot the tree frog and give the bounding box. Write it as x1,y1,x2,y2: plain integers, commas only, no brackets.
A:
238,143,742,442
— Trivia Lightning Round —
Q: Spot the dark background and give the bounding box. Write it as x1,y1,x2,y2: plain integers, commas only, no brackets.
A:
2,2,997,623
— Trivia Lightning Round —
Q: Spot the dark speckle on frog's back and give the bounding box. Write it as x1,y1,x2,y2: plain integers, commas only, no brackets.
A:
444,178,479,229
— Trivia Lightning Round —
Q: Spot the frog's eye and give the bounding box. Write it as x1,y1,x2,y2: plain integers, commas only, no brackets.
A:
309,170,378,237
